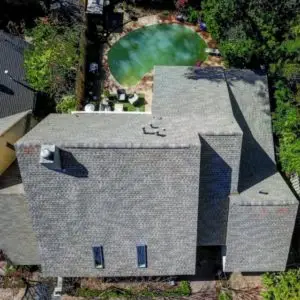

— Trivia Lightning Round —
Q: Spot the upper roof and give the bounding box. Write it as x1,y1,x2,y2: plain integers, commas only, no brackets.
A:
153,66,240,134
0,31,35,118
17,67,244,148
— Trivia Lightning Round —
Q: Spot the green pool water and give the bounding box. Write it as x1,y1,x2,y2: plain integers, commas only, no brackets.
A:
108,24,207,86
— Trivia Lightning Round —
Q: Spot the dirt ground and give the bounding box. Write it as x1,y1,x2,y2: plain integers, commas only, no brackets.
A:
0,288,25,300
58,273,263,300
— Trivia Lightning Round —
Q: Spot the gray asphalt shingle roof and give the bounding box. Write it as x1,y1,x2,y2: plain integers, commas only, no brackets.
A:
17,67,242,148
0,31,35,118
0,110,31,136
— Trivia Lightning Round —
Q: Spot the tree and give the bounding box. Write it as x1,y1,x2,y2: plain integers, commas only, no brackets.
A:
262,269,300,299
272,81,300,175
56,95,77,113
24,20,80,100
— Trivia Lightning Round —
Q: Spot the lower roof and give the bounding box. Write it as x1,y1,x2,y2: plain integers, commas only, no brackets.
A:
17,67,247,148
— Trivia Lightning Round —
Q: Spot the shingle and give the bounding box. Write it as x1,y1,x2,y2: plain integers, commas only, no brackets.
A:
0,31,35,118
0,110,31,136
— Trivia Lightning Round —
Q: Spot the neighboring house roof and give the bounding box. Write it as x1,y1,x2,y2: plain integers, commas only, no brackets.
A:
0,161,40,265
0,110,31,136
0,31,35,118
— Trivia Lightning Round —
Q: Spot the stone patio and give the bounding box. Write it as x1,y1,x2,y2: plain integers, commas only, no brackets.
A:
102,13,223,112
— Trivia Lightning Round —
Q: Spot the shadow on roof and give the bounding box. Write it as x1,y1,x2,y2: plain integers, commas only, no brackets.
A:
227,84,277,192
60,150,89,178
0,160,22,190
197,136,231,245
0,84,14,95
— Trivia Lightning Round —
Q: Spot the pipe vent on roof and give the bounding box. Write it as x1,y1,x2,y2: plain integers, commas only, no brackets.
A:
40,144,62,171
142,116,167,137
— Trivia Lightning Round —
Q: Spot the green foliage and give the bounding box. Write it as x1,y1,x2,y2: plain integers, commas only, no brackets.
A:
218,290,233,300
56,95,77,113
262,269,300,300
220,38,257,68
202,1,300,175
273,81,300,174
24,21,80,99
76,281,191,299
187,6,200,24
202,0,243,41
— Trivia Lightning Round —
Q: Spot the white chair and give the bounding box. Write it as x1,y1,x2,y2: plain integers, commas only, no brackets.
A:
128,93,139,105
114,103,124,112
84,103,95,112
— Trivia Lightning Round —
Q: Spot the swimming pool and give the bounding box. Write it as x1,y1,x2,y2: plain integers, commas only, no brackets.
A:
108,24,207,87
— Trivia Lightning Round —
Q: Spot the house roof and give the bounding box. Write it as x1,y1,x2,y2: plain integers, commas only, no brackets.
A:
0,110,31,136
0,31,35,118
16,67,243,148
152,66,241,134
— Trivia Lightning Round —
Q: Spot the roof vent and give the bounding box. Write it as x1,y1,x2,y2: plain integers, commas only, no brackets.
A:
142,116,167,137
41,148,52,159
40,144,62,171
259,190,269,195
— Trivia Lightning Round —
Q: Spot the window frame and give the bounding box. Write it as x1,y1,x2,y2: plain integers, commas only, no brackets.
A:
136,244,147,268
92,246,104,269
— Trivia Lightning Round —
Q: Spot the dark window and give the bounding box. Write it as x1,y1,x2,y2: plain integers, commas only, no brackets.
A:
92,246,104,269
137,245,147,268
6,142,15,151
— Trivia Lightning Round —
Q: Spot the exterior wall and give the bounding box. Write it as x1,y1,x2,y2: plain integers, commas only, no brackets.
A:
0,193,40,265
225,200,298,272
0,114,36,175
16,146,200,277
198,134,242,245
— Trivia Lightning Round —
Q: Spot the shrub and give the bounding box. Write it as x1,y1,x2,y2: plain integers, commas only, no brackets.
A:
187,7,200,24
262,269,300,299
273,81,300,175
218,290,232,300
24,20,81,100
76,280,191,298
56,95,77,113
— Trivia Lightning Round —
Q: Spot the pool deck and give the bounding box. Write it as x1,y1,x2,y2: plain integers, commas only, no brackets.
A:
102,13,224,112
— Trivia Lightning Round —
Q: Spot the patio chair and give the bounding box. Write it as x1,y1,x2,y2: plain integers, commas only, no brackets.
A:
117,88,126,101
114,103,124,112
128,93,139,105
205,48,221,56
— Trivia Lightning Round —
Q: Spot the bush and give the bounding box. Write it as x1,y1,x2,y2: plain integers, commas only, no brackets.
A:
218,290,232,300
24,20,81,100
187,7,200,24
262,269,300,299
272,81,300,175
76,280,191,298
56,95,77,113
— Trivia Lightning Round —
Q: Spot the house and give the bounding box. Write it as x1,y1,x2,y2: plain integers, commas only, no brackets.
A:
1,66,298,277
0,31,39,264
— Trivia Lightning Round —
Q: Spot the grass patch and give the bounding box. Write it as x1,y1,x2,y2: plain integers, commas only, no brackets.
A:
108,93,146,112
122,96,145,112
76,280,190,299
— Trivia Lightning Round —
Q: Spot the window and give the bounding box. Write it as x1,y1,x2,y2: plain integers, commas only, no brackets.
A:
92,246,104,269
137,245,147,268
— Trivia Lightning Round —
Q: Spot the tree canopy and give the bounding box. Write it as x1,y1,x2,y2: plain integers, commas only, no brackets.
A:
202,0,300,175
24,20,80,100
